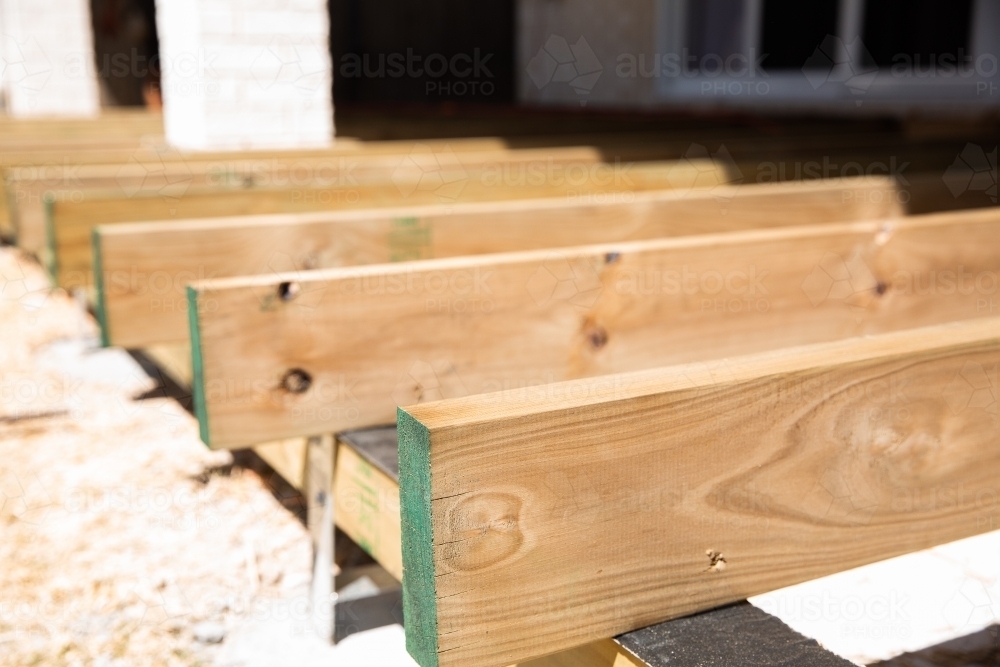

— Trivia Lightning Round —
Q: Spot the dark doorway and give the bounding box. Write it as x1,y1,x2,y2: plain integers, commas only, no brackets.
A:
328,0,515,106
90,0,161,107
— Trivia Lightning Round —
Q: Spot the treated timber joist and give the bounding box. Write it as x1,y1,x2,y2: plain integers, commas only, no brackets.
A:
1,135,523,249
48,159,723,289
10,128,725,249
0,109,162,140
397,316,1000,667
95,176,904,348
8,144,611,253
334,428,853,667
134,308,856,666
135,289,861,666
188,207,1000,449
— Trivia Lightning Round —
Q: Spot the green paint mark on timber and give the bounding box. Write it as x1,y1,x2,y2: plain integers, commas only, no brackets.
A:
43,193,58,285
92,228,111,347
397,407,438,667
187,285,211,448
389,216,432,262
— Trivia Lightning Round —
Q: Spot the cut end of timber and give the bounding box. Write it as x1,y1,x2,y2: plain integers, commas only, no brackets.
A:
43,195,58,286
187,285,211,448
397,407,439,667
92,228,110,348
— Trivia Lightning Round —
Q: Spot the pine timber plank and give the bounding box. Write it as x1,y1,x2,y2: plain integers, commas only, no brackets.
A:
397,316,1000,667
0,110,162,141
306,434,336,640
8,144,604,253
139,339,856,665
96,176,903,348
334,439,403,581
188,207,1000,449
48,158,723,289
329,428,854,667
2,134,621,249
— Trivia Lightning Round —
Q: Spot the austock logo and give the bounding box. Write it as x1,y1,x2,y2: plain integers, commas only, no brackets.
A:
543,470,603,525
0,250,51,323
525,253,603,309
112,365,187,425
251,35,330,95
392,360,469,407
942,577,1000,635
667,143,744,204
0,252,32,302
943,144,998,203
122,585,192,633
0,471,55,526
801,466,879,527
251,252,327,315
801,251,880,315
0,33,52,110
803,35,878,104
392,144,469,200
116,142,194,201
526,35,603,104
943,361,999,422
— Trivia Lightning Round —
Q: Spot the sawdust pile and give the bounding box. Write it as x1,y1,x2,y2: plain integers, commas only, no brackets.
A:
0,247,316,667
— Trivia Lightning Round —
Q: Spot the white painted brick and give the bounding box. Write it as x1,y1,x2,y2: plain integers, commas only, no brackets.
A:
1,0,100,116
155,0,333,150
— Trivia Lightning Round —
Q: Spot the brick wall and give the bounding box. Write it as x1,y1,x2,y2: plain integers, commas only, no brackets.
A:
155,0,334,150
1,0,101,116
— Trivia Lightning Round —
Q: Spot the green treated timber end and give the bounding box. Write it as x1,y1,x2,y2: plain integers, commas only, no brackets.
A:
91,228,111,348
2,183,19,244
397,407,439,667
43,193,58,285
187,285,212,448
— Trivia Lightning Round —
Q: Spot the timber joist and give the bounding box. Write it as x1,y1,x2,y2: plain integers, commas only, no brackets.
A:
187,207,1000,450
95,176,901,348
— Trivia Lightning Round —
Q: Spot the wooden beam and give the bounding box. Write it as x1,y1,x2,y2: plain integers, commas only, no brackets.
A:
329,428,855,667
10,144,606,252
188,207,1000,449
2,135,616,251
133,338,883,666
0,110,162,140
49,158,724,289
307,434,336,641
96,177,903,348
398,316,1000,667
335,436,403,581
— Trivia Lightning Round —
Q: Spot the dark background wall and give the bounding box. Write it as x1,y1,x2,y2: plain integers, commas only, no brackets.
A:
328,0,516,106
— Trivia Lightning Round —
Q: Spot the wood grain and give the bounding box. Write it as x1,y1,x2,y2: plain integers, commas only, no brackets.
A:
96,176,902,347
49,158,723,288
514,639,645,667
0,109,162,141
189,207,1000,449
398,316,1000,667
334,441,403,580
10,143,600,254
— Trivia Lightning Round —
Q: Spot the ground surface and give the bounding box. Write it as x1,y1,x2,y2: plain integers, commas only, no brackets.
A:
0,247,416,666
